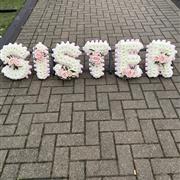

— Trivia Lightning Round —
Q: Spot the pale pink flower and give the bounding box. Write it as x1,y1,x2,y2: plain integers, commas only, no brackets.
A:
123,67,136,78
90,52,102,65
8,57,22,67
34,50,44,60
58,68,69,79
154,54,170,64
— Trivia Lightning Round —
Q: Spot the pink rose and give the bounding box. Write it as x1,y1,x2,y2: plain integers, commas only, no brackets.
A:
90,52,102,65
58,68,69,79
123,67,136,78
8,57,22,67
34,50,44,60
154,54,170,64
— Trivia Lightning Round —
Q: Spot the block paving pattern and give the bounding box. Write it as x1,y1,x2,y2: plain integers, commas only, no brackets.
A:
0,0,180,179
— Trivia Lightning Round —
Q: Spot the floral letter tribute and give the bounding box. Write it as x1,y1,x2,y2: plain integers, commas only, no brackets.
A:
52,41,83,79
83,40,111,78
0,43,32,80
33,42,50,80
145,40,177,78
115,39,143,78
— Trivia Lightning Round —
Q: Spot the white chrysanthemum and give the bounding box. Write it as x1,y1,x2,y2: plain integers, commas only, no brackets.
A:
115,39,143,78
33,42,50,80
52,41,82,79
146,40,177,78
0,43,31,80
83,40,111,78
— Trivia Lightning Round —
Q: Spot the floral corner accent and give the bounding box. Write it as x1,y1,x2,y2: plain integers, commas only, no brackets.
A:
52,41,83,80
33,42,50,80
115,39,143,79
145,40,177,78
0,43,32,80
83,40,111,78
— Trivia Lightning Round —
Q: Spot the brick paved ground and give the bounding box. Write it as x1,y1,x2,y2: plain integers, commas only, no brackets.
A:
0,0,180,179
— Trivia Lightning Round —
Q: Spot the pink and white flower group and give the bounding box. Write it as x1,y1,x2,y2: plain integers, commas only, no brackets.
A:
115,39,143,78
83,40,111,78
0,43,32,80
52,42,83,80
146,40,177,78
33,42,50,80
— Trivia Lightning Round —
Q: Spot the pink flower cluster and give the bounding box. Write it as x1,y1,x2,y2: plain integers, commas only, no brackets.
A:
122,67,137,78
8,57,22,67
89,52,102,65
57,67,76,79
34,49,46,61
154,54,171,64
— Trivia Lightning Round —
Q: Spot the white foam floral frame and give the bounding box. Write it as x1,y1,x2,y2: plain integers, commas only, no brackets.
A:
83,40,111,78
52,41,83,80
33,42,50,80
145,40,177,78
0,43,32,80
115,39,143,78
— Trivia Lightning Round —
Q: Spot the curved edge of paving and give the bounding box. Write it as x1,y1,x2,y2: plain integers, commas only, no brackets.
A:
0,0,38,49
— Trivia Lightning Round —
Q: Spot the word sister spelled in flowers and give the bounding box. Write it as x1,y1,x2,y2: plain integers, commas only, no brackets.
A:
0,40,177,80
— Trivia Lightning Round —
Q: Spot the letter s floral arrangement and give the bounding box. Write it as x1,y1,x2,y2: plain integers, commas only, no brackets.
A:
0,40,177,81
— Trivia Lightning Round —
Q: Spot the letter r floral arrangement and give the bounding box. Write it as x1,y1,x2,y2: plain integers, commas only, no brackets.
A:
0,39,177,80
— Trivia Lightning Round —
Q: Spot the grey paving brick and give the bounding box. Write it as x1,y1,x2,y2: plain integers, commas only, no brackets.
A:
172,130,180,142
0,115,6,124
117,79,130,91
115,132,144,144
137,109,164,119
28,81,41,95
6,105,22,124
86,160,118,176
52,87,73,94
155,175,171,180
144,91,160,108
172,99,180,108
97,93,109,110
135,159,154,180
74,102,97,111
13,95,37,104
86,78,106,85
86,121,99,145
33,113,58,123
74,79,84,93
140,120,158,143
57,134,84,146
71,146,100,160
1,164,19,179
0,125,16,136
9,88,27,95
151,158,180,174
132,144,163,158
39,135,55,161
141,84,164,91
103,177,136,180
109,92,132,100
0,136,26,149
97,85,118,92
69,161,85,180
124,110,140,130
173,174,180,180
158,131,179,157
26,124,43,148
42,79,63,87
0,97,5,105
86,111,110,121
122,100,147,109
154,119,180,130
7,149,38,163
38,87,51,103
23,104,47,113
44,122,70,134
48,94,61,112
62,94,84,102
60,103,72,122
156,91,180,99
110,101,124,119
159,99,177,118
116,145,134,175
19,163,51,179
0,150,7,173
15,114,33,135
72,111,84,133
101,132,116,159
85,86,96,101
130,84,144,99
100,120,126,132
52,147,69,177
